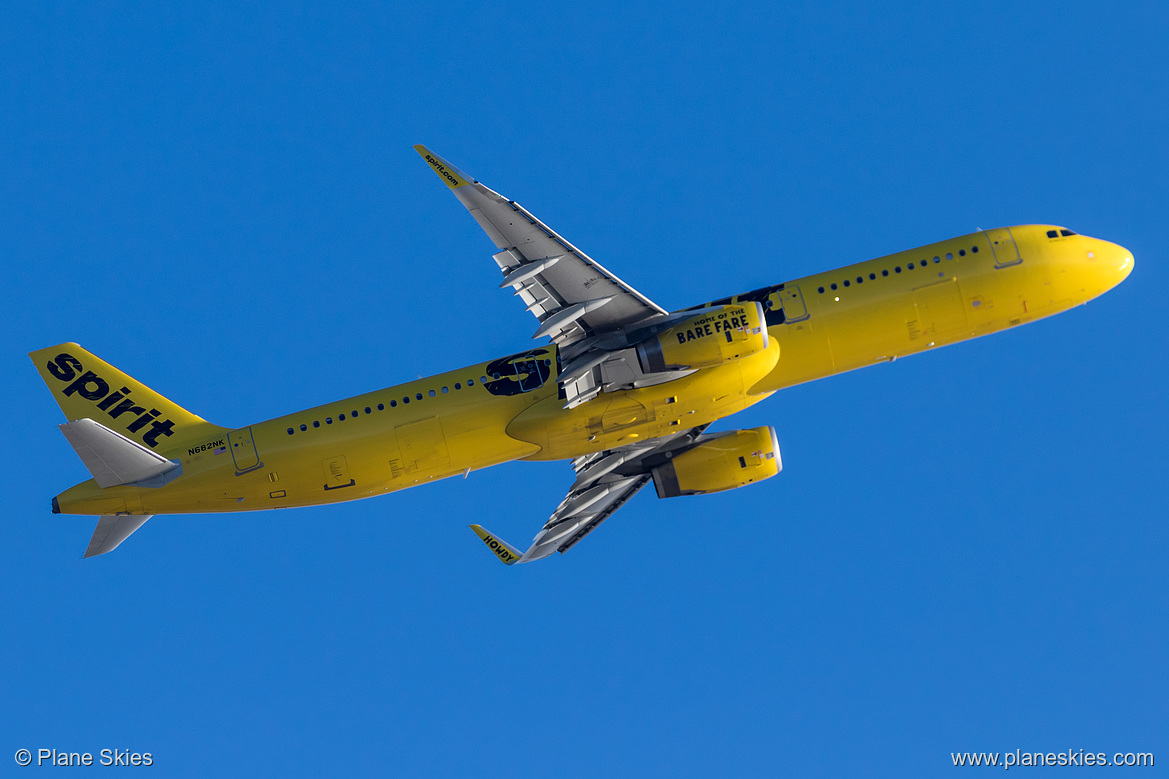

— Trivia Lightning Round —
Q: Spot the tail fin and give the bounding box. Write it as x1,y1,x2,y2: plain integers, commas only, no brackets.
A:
29,343,228,456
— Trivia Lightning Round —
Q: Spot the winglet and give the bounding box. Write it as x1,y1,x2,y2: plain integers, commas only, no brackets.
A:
413,145,471,189
469,524,523,565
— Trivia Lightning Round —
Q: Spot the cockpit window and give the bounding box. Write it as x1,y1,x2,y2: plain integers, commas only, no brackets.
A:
1046,230,1058,238
1060,229,1077,236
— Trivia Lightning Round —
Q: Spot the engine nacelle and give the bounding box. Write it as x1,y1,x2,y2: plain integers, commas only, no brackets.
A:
652,426,781,498
636,302,769,373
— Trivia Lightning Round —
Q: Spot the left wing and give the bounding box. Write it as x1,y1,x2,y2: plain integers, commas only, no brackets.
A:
470,426,710,565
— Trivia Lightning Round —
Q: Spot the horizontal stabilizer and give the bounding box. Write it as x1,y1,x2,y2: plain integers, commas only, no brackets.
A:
469,524,523,565
85,514,153,557
59,418,181,488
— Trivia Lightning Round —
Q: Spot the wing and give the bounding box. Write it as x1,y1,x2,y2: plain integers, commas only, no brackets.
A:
469,426,710,565
415,146,678,406
414,146,667,343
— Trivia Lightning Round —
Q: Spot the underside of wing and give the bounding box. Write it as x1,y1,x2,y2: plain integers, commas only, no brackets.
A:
414,146,691,407
469,426,710,565
414,145,669,340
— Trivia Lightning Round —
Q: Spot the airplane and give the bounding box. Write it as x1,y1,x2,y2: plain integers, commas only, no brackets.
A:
30,146,1134,563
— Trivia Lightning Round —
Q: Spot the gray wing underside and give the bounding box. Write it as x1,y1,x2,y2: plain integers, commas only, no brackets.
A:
415,145,668,346
470,426,710,564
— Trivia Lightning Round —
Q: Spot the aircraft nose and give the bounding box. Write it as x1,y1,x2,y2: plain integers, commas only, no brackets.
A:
1098,240,1134,287
1114,243,1134,282
1076,237,1133,295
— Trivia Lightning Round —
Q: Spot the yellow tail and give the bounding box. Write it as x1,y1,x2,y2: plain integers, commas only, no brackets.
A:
29,343,228,456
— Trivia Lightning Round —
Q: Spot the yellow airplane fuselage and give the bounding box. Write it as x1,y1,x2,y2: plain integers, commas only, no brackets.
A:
51,225,1132,518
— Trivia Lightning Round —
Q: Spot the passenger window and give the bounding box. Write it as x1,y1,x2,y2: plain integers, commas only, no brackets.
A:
403,397,410,404
313,421,320,428
895,267,901,273
933,256,940,263
300,424,307,431
869,273,876,280
959,249,965,256
428,389,436,397
287,428,294,435
831,283,838,290
946,252,953,260
972,246,979,253
843,280,850,287
442,387,448,394
326,417,332,424
455,383,461,390
468,379,475,386
339,414,346,421
908,263,914,270
416,393,423,400
882,269,889,276
818,286,825,293
365,407,371,414
856,276,863,284
378,403,385,410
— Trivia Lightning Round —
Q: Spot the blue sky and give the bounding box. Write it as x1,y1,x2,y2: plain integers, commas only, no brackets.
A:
3,2,1166,775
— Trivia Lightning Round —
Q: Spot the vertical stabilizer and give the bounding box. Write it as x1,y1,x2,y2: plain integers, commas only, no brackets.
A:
29,343,228,456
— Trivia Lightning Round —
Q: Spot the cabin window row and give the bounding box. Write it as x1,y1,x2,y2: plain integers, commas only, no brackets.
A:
816,245,980,294
285,375,488,435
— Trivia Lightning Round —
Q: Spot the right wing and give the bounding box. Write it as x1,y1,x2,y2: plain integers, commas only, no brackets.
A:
470,425,710,565
414,145,668,346
415,146,681,407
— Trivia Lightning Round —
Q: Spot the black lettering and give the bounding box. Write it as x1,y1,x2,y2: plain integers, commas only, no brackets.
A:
143,419,175,447
107,398,146,419
97,386,131,411
127,408,160,433
47,353,83,382
62,370,109,401
676,333,686,345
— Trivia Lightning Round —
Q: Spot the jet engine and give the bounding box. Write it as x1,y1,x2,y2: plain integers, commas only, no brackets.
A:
651,426,781,498
636,302,768,373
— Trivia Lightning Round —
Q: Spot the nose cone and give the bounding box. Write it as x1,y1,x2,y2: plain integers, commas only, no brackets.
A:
1093,240,1134,291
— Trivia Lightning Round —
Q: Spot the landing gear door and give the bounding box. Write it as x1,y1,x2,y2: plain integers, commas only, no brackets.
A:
780,284,809,323
985,227,1022,268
